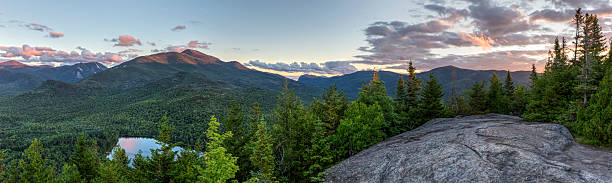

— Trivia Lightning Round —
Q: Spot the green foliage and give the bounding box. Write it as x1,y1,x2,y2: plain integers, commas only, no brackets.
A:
487,73,506,114
575,70,612,145
16,139,56,183
358,71,399,136
468,81,487,114
332,102,385,159
311,84,348,136
197,115,239,183
250,117,276,183
420,73,446,120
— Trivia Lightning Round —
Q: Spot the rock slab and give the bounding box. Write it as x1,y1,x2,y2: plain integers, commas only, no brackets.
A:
325,114,612,183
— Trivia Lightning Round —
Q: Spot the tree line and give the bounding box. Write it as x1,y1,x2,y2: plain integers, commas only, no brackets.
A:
0,8,610,183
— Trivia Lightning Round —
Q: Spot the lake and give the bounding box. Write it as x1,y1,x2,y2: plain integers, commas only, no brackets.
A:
106,137,183,162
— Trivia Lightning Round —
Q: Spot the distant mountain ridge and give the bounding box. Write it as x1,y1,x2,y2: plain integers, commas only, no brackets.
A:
299,65,532,100
0,60,107,98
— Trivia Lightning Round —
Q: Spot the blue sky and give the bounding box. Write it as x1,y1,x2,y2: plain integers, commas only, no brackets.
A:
2,0,612,78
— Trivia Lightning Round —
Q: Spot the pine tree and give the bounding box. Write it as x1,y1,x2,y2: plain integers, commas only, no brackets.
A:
420,73,445,120
250,117,275,183
311,84,348,136
487,73,505,114
18,139,55,183
405,60,422,108
303,118,333,183
197,115,239,182
395,75,407,105
530,64,538,89
468,81,487,114
572,8,584,66
132,114,179,182
223,101,251,181
504,71,515,97
358,71,399,136
332,102,385,158
70,134,100,182
576,70,612,145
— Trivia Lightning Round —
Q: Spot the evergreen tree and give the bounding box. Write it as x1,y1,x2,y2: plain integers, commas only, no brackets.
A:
487,73,505,114
405,60,422,108
311,84,348,136
271,81,314,182
530,64,538,89
70,135,100,182
420,73,445,120
223,101,251,181
468,81,487,114
332,102,385,159
395,75,407,105
303,118,333,182
572,8,584,65
133,114,179,182
358,71,399,136
504,71,515,97
250,117,275,183
575,70,612,145
197,115,239,182
17,139,55,183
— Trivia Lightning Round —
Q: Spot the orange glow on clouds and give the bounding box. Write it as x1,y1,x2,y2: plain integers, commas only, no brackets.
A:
459,32,495,50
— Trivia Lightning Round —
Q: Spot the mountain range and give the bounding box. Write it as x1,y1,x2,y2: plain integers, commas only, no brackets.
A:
299,66,532,100
0,49,536,163
0,60,106,98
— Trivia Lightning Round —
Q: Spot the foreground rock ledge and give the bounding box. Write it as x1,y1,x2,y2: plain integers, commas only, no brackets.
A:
325,114,612,183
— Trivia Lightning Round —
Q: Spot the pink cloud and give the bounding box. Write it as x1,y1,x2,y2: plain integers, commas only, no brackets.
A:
171,25,186,31
187,40,210,49
25,23,52,32
49,32,64,38
107,35,142,47
0,45,126,64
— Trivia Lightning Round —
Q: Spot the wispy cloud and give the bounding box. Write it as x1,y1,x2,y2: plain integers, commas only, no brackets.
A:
105,35,142,47
171,25,186,31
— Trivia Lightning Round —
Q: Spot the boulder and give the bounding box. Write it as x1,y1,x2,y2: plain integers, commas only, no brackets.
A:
325,114,612,183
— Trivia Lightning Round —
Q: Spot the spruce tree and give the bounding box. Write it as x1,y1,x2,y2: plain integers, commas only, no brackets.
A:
504,71,515,97
530,64,538,89
250,117,275,182
311,84,348,136
405,60,422,108
420,73,445,120
487,73,505,114
223,101,250,181
17,139,55,183
468,81,487,114
70,134,100,182
357,71,399,136
576,70,612,145
332,102,385,158
197,115,239,182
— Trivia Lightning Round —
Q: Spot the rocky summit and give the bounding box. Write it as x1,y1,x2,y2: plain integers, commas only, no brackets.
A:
324,114,612,183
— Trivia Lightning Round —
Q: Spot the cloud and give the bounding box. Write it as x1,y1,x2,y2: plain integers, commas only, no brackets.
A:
171,25,186,31
187,40,210,49
529,9,575,23
48,32,64,38
459,32,495,50
245,60,358,75
1,45,125,64
24,23,52,32
106,35,142,47
153,40,212,53
386,50,548,71
147,42,156,46
467,0,535,37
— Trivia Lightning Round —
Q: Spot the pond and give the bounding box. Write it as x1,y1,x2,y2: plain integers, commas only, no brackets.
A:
106,137,183,163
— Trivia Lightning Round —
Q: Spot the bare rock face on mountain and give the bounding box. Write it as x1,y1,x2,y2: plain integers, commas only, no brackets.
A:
325,114,612,183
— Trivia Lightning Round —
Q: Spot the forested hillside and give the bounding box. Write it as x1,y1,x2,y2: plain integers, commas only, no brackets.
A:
0,9,610,183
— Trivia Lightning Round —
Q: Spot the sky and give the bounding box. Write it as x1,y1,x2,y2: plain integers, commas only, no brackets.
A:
2,0,612,78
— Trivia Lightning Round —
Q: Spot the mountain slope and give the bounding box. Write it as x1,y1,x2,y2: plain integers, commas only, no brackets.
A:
0,61,107,99
299,66,532,100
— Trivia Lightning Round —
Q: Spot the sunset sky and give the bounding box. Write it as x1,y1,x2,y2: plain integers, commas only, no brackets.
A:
2,0,612,77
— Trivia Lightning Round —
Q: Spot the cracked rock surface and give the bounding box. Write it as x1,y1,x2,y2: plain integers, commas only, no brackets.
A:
324,114,612,183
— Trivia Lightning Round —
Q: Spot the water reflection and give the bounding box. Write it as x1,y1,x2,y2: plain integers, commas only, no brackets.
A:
107,137,183,162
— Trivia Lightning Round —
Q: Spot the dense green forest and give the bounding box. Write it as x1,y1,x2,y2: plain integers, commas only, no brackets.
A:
0,9,610,182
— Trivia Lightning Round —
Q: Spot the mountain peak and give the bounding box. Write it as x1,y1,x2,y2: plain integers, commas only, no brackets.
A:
0,60,27,68
181,49,219,61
